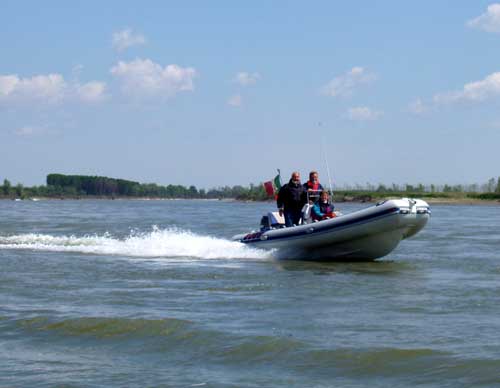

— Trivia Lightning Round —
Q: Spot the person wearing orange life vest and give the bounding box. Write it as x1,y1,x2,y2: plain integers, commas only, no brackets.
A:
303,171,324,203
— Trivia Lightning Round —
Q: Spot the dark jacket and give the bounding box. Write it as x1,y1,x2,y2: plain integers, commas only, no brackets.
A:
277,180,307,211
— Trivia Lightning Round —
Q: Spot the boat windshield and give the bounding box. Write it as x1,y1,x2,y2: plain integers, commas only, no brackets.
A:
306,189,331,203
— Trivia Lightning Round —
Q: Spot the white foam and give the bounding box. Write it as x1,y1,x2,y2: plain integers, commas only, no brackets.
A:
0,227,270,260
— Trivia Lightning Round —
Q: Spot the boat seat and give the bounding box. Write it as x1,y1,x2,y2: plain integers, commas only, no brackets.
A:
268,211,285,227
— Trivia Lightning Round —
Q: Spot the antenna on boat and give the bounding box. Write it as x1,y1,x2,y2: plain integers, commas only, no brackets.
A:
319,122,334,196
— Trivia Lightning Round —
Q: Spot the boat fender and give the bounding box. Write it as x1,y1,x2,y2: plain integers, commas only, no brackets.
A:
302,203,312,223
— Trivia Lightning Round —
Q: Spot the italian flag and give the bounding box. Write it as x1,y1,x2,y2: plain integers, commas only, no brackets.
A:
263,171,282,197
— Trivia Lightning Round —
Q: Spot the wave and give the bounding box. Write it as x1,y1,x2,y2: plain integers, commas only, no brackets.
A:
0,227,270,260
18,316,194,339
11,315,500,384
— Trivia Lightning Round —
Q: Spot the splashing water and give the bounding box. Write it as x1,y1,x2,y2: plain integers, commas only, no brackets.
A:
0,227,270,260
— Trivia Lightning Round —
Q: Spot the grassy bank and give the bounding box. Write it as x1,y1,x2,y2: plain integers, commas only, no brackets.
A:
333,190,500,203
2,191,500,205
1,174,500,204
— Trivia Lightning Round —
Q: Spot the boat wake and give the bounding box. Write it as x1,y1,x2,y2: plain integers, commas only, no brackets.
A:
0,227,271,260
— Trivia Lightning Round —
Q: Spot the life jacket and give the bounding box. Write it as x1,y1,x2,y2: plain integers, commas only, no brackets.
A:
306,181,321,191
305,180,322,202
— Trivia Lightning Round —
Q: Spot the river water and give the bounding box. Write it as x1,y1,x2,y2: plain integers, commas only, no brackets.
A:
1,199,499,387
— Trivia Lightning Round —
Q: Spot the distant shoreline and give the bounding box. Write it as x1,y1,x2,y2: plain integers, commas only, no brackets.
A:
1,196,499,206
413,198,500,206
3,173,500,204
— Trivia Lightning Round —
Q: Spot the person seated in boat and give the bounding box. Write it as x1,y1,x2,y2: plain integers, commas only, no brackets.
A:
311,190,336,221
303,171,324,203
277,171,307,227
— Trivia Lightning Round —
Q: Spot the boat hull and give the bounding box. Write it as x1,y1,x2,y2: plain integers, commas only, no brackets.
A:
233,199,430,261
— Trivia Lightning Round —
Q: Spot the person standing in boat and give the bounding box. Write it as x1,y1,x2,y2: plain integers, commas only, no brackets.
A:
303,171,324,203
311,191,336,221
277,171,307,227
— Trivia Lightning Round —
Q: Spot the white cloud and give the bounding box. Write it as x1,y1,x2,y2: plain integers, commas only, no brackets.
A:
467,3,500,32
408,98,428,114
322,67,376,97
110,58,197,98
0,75,19,97
233,72,260,86
112,28,147,51
434,71,500,104
0,73,107,104
0,74,66,102
76,81,107,102
14,126,41,136
347,106,383,121
227,94,242,107
13,125,57,136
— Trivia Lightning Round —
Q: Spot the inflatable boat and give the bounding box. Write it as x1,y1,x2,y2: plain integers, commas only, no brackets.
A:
232,198,430,260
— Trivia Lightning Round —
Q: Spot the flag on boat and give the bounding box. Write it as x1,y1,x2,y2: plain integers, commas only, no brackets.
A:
263,181,275,196
263,170,282,197
273,173,281,190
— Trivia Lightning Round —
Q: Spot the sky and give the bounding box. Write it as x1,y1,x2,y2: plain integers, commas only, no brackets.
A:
1,1,500,189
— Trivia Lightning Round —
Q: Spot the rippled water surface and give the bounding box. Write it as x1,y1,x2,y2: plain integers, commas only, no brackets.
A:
1,199,500,387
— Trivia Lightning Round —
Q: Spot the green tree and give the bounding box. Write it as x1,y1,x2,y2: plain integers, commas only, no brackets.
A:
188,185,198,198
496,177,500,193
2,179,11,195
15,183,23,198
487,177,495,192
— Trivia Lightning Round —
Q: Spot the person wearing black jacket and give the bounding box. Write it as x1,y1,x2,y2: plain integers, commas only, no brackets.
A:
277,171,307,227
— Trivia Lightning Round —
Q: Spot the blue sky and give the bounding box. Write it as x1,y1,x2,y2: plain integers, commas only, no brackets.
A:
1,1,500,189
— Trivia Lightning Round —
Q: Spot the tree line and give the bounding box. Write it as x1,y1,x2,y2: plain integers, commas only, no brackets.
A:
0,174,269,200
1,174,500,201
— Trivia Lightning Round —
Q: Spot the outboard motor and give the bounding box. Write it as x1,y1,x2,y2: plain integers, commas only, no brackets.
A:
260,215,270,231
